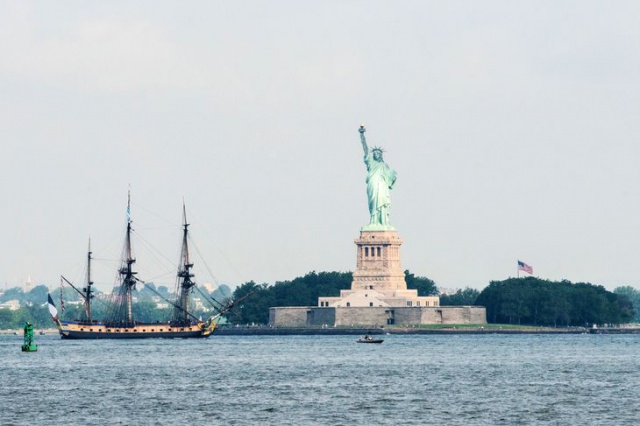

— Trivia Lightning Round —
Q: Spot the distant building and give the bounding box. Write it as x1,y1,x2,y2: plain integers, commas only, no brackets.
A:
0,300,21,311
192,297,210,312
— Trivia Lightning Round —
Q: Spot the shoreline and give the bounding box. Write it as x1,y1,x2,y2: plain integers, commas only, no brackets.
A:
0,328,59,336
3,326,639,336
213,326,640,336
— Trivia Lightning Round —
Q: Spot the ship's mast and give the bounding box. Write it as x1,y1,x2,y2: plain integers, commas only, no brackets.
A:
176,203,196,324
119,191,137,325
83,239,94,323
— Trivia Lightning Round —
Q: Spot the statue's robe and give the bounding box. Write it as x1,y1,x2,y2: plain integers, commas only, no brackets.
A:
364,153,396,225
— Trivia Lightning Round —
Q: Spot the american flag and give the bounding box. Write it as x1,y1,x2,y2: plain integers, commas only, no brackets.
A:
518,260,533,275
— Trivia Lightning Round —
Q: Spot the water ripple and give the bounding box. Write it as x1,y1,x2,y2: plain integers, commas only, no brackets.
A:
2,334,640,425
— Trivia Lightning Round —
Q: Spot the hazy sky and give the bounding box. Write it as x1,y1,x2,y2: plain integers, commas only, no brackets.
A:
2,1,640,293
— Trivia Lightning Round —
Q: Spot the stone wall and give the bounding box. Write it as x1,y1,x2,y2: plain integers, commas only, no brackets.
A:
334,307,391,327
268,307,308,326
270,306,487,327
391,306,487,326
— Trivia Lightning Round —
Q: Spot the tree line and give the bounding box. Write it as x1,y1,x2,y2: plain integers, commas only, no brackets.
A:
476,277,634,327
228,274,635,327
1,273,637,329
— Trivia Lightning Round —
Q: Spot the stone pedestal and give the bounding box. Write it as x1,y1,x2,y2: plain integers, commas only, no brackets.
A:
351,230,406,292
318,228,440,309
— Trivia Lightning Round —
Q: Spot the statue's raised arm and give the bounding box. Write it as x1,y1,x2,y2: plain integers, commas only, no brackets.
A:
359,125,368,157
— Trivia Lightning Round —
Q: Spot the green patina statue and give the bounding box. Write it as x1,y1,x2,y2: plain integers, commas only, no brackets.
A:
359,125,397,230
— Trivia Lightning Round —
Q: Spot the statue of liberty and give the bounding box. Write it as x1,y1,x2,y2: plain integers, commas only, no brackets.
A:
359,125,397,230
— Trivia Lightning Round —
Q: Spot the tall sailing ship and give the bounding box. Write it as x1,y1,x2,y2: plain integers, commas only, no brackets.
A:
49,194,226,339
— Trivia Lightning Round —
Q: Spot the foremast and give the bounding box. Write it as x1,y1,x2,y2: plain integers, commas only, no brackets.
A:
59,239,95,324
173,204,196,325
83,240,95,323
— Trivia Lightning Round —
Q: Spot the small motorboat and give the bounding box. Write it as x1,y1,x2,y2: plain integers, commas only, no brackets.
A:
357,335,384,344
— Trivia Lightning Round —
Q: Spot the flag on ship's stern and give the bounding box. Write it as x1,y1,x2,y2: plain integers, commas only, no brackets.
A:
47,293,59,321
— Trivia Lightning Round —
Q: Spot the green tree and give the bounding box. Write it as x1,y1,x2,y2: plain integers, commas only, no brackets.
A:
132,300,172,323
405,270,438,296
211,284,232,302
0,309,17,329
0,287,24,303
228,281,274,324
476,277,632,327
228,272,354,325
614,286,640,322
440,288,480,306
24,285,50,305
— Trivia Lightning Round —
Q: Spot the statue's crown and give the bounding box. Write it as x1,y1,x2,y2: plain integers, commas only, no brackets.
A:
372,146,384,153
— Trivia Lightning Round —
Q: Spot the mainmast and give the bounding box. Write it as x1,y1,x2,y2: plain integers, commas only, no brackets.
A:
118,191,137,325
83,239,94,323
175,203,196,325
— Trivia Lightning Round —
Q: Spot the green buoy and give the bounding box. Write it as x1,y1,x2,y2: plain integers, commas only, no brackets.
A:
21,322,38,352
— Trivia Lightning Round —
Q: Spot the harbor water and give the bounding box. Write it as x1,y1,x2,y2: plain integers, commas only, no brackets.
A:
2,333,640,425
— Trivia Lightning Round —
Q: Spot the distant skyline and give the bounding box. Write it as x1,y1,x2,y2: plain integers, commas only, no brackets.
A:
2,2,640,293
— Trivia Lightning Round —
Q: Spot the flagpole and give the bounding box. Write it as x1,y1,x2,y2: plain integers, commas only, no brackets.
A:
516,261,519,279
